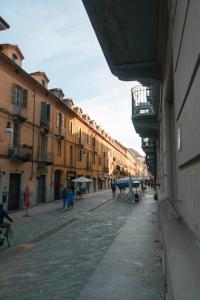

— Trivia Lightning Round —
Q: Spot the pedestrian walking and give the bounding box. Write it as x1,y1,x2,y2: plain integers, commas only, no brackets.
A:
111,180,116,198
61,187,68,209
66,189,74,209
24,185,30,217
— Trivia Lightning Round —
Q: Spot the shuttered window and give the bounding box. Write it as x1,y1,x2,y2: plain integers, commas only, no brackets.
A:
22,89,28,108
12,84,28,108
56,111,64,128
41,102,51,123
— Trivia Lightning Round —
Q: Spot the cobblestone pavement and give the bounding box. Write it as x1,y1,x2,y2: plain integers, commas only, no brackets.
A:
0,190,164,300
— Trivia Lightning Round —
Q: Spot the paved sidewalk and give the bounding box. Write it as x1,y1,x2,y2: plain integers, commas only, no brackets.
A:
78,193,164,300
0,190,164,300
2,190,113,248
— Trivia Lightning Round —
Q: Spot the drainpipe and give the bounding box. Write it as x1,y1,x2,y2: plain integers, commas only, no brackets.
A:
29,86,36,180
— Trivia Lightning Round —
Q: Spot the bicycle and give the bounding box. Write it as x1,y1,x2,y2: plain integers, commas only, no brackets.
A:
0,227,13,248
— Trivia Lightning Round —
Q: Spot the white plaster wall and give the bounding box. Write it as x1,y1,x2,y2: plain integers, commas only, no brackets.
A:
173,0,200,117
171,0,200,238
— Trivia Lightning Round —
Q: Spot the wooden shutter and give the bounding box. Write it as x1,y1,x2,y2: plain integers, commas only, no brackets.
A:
22,89,28,108
46,104,51,121
41,102,47,123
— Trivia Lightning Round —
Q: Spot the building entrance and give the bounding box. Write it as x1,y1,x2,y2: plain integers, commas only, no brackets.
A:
8,173,21,211
37,175,46,204
54,170,61,200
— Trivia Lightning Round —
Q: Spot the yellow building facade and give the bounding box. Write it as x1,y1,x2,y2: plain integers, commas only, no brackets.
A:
0,44,143,211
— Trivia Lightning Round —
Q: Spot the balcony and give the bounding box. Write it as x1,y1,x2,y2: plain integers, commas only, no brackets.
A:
40,119,50,134
77,139,84,149
131,85,159,138
86,162,92,171
142,138,155,153
8,144,32,162
55,127,65,140
12,107,27,123
146,153,156,176
103,166,109,173
38,150,53,165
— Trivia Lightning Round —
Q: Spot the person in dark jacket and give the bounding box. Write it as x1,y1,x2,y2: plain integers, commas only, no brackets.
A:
111,180,116,198
61,187,68,209
0,204,13,236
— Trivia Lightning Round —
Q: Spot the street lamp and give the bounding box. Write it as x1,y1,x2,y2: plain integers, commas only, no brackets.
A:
5,121,13,133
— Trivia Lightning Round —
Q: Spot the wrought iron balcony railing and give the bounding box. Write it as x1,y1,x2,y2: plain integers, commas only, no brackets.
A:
131,85,158,138
132,85,155,117
12,107,27,123
38,149,53,165
77,139,84,149
103,166,109,173
86,162,92,170
8,144,32,161
55,127,66,139
142,138,155,153
40,119,50,134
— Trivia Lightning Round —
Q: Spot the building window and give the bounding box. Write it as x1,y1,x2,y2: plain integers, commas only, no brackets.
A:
57,140,61,157
86,133,90,144
42,79,46,87
12,84,28,109
99,157,101,166
93,153,96,164
70,145,73,166
77,149,82,161
69,121,73,134
12,53,19,65
78,128,82,140
56,111,64,128
41,101,51,125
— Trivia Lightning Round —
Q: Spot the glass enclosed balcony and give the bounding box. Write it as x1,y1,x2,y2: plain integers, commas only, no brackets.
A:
142,138,155,153
131,85,158,137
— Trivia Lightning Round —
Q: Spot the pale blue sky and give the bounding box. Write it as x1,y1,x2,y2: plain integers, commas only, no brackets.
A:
0,0,143,154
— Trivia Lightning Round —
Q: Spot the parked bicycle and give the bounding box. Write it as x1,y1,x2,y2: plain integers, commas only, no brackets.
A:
0,227,13,248
0,203,14,248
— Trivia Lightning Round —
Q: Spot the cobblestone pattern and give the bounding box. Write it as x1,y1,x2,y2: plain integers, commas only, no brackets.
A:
1,190,113,248
0,192,134,300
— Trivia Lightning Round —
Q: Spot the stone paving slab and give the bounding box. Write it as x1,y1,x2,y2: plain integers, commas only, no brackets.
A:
1,190,113,248
0,191,164,300
0,193,136,300
78,195,164,300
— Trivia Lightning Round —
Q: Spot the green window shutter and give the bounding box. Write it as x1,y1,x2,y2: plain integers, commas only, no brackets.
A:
22,89,28,108
41,102,47,123
12,84,18,104
46,104,51,121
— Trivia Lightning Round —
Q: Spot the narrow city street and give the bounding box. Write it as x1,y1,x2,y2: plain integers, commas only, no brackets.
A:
0,190,164,300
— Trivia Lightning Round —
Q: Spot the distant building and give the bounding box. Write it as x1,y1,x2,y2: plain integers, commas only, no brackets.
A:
82,1,200,298
0,43,139,211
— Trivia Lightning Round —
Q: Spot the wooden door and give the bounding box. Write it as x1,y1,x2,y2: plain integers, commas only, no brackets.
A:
8,173,21,211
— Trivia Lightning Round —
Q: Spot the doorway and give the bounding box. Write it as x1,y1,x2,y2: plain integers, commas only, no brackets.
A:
54,170,61,200
37,175,46,204
8,173,21,211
